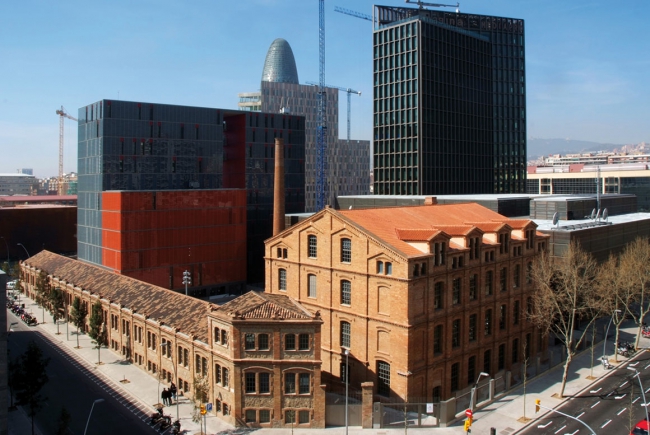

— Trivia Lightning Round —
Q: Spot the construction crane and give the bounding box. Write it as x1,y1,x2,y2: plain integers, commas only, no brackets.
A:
55,106,77,181
306,82,361,143
315,0,327,211
334,6,372,22
405,0,460,11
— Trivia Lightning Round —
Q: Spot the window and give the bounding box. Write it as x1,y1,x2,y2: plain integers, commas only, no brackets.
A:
215,364,222,384
341,322,351,348
500,304,507,330
485,309,492,335
221,330,228,346
434,282,443,309
223,368,229,387
432,386,441,403
285,373,296,394
513,301,520,325
452,319,461,348
485,271,493,295
214,327,221,343
483,350,491,375
377,261,384,274
260,373,270,393
468,356,476,386
245,409,256,422
285,334,296,350
469,314,477,342
260,410,270,423
526,297,533,317
299,333,310,350
498,344,505,370
386,262,392,275
526,262,533,283
259,333,269,350
299,410,310,424
246,373,256,393
500,267,507,292
452,278,461,305
279,269,287,291
341,280,351,305
434,242,446,266
433,325,443,354
308,235,317,258
341,238,352,263
299,373,310,394
308,274,317,298
377,361,391,396
514,264,520,288
469,274,477,300
450,362,459,391
512,338,519,363
245,333,255,350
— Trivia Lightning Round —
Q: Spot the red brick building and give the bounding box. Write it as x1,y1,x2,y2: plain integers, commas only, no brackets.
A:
265,202,548,402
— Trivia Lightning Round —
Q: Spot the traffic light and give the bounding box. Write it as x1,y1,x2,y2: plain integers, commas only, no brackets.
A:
535,399,541,413
464,419,471,432
200,405,206,415
468,416,473,425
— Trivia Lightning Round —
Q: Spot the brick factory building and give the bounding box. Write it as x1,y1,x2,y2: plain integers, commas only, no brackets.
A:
20,251,324,428
265,201,548,402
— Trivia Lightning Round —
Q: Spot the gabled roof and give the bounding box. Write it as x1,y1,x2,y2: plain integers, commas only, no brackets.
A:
217,291,314,320
433,225,477,237
23,251,210,342
466,222,509,232
395,229,444,242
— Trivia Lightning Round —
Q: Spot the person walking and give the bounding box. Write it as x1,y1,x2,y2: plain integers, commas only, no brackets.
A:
162,388,169,406
169,382,177,403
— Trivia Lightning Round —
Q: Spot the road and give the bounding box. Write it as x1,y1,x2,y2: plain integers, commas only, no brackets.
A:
8,310,163,435
520,351,650,435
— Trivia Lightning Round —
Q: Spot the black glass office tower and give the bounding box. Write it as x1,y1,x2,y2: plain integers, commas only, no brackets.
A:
372,6,526,195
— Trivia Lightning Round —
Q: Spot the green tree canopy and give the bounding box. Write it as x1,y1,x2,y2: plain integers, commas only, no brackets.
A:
15,341,50,435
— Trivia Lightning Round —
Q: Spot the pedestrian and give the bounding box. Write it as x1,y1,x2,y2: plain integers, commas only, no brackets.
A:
162,388,169,406
169,382,177,402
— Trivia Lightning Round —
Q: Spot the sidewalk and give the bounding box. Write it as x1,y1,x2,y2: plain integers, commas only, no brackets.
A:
9,293,646,434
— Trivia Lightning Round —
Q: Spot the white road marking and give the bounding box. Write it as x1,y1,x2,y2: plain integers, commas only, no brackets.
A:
615,394,627,399
554,425,567,434
617,408,627,415
634,397,641,404
591,400,601,408
601,419,612,428
630,362,639,367
565,430,579,435
646,387,650,394
538,421,552,428
620,381,629,388
590,387,601,394
644,363,650,370
576,412,585,419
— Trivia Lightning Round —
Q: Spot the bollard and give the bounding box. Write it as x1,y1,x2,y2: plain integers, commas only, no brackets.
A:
490,428,496,435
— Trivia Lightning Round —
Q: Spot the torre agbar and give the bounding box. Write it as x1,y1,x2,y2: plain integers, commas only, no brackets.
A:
372,6,527,196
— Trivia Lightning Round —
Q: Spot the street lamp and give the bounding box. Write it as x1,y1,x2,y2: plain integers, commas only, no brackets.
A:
602,309,622,364
0,236,9,268
182,270,191,296
469,372,490,412
343,348,350,435
161,341,180,422
83,398,105,435
17,243,30,259
627,367,650,424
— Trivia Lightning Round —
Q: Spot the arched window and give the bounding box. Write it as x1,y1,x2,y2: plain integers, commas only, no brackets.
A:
377,360,391,396
278,269,287,291
341,280,351,305
341,238,352,263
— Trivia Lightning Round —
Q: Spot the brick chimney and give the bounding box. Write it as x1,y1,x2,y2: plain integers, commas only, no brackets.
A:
273,137,285,236
424,196,438,205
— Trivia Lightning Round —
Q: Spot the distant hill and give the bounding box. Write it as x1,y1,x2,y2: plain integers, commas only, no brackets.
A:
527,138,622,160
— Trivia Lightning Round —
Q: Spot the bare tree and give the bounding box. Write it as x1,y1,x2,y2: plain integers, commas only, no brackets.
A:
528,241,605,397
617,237,650,349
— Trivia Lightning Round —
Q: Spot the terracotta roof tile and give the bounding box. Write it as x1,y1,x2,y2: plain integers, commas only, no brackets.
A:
218,291,313,320
24,251,210,342
395,229,442,241
432,225,476,236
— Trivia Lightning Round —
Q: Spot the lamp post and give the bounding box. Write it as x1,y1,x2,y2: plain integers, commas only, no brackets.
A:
602,309,622,364
0,236,9,268
161,342,180,422
83,398,105,435
627,367,650,424
469,372,490,412
17,243,30,259
182,270,191,296
343,348,350,435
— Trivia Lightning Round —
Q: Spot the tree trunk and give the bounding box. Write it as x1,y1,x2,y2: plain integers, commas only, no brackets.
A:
635,323,642,351
76,327,80,348
559,353,573,398
615,328,621,362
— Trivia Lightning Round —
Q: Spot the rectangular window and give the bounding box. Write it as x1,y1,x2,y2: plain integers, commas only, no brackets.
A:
285,334,296,350
434,282,443,309
285,410,295,423
485,271,493,295
299,373,310,394
258,333,269,350
308,235,317,258
386,262,392,275
299,410,310,424
483,350,491,375
341,238,352,263
500,267,507,292
245,409,256,422
259,373,270,393
469,314,477,342
500,304,507,330
245,333,255,350
377,261,384,274
285,373,296,394
498,344,505,371
341,280,351,305
452,278,461,305
433,325,443,354
450,362,459,391
246,373,256,393
452,319,460,348
308,274,317,298
469,274,477,300
377,361,391,396
260,409,270,423
299,333,309,350
279,269,287,291
485,309,492,335
513,300,520,325
223,368,229,387
341,322,351,348
215,364,221,384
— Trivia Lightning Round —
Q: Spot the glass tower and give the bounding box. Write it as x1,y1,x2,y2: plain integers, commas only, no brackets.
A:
373,6,526,195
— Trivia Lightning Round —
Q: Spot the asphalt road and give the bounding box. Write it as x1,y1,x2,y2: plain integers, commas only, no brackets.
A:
8,310,163,435
520,351,650,435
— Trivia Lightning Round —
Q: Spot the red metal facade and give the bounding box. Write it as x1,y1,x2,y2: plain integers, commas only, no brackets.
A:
101,189,246,290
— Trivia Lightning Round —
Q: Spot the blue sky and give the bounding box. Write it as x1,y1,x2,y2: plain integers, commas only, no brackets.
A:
1,0,648,178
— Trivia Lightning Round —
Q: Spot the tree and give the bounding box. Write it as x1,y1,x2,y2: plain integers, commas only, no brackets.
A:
55,406,71,435
48,287,65,335
617,237,650,349
191,375,209,424
34,271,48,310
15,340,50,435
70,296,88,349
528,241,605,398
88,300,107,364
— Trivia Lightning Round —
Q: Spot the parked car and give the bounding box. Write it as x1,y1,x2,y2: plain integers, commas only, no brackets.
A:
6,280,17,290
631,419,649,435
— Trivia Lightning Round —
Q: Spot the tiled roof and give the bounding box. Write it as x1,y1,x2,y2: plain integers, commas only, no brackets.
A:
24,251,210,342
502,219,534,229
337,203,533,257
395,229,442,242
218,291,313,320
433,225,477,236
